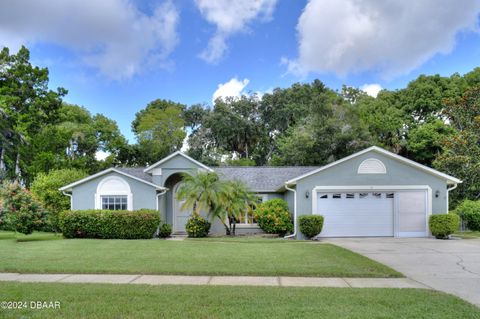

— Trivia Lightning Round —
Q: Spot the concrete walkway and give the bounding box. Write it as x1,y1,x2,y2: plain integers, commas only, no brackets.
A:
326,237,480,307
0,272,427,288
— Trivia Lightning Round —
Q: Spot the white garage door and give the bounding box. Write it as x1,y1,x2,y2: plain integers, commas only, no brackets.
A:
316,192,394,237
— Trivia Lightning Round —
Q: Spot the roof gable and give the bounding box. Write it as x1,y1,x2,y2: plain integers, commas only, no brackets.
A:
59,168,166,191
144,151,213,173
285,146,462,185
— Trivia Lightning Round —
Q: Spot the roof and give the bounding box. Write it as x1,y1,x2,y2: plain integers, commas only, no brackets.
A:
286,146,462,185
214,166,320,192
144,151,213,173
59,167,166,192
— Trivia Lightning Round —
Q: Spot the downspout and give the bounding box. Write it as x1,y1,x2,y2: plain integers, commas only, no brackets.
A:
284,183,297,239
446,183,458,213
155,188,168,237
62,191,73,210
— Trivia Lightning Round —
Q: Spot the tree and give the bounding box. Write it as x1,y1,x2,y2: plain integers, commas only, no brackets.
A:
132,99,186,165
30,168,87,230
433,87,480,206
0,46,67,184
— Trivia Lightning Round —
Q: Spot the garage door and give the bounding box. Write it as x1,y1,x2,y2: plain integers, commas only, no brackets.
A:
316,192,394,237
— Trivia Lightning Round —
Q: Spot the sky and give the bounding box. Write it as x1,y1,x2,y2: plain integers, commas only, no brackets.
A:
1,0,480,143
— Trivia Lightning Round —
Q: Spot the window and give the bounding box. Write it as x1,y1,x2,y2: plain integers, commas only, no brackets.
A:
101,195,127,210
332,193,342,199
372,192,382,199
319,194,328,199
346,193,355,199
359,193,368,199
386,193,394,198
236,210,257,225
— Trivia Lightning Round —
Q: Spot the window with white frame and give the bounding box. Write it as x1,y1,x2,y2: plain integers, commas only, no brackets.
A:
236,194,267,225
101,195,128,210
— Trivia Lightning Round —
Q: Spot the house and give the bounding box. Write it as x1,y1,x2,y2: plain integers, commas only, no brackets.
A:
59,146,461,238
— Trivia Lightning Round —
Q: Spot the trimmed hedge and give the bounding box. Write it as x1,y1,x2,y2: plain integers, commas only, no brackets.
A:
185,214,211,238
254,199,293,235
454,200,480,231
429,214,460,239
59,209,160,239
158,223,172,238
298,215,324,239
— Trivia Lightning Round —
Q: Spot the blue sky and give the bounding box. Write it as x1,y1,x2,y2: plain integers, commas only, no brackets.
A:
1,0,480,143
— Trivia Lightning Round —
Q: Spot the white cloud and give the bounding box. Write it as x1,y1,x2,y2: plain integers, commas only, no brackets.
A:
212,77,250,104
0,0,179,80
286,0,480,78
361,83,382,97
195,0,277,63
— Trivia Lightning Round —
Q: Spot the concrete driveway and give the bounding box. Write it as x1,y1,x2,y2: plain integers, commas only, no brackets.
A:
326,237,480,307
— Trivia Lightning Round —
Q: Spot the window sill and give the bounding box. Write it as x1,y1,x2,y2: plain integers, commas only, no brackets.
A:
235,224,260,228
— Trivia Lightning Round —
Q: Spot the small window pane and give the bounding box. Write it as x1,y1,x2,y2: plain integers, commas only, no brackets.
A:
372,192,382,199
332,194,341,199
320,194,328,199
346,193,355,199
101,195,128,210
386,193,394,198
359,193,368,199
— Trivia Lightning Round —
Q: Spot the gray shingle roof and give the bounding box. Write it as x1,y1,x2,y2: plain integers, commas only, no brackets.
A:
115,166,321,192
115,167,152,183
213,166,320,192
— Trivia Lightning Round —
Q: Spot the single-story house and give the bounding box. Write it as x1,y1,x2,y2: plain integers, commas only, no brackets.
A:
59,146,461,238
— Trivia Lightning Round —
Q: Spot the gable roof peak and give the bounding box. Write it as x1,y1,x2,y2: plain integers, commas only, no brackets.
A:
143,151,213,173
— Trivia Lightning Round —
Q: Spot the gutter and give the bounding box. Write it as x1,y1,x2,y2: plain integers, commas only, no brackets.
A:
62,191,73,210
284,183,297,239
156,189,168,211
446,183,458,213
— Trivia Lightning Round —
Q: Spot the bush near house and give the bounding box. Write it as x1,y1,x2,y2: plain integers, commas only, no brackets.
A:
185,214,211,238
254,199,293,235
158,223,172,238
59,209,160,239
453,200,480,231
299,215,324,239
429,214,460,239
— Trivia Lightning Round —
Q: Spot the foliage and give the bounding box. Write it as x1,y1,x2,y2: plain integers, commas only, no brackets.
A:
158,223,172,238
59,209,160,239
132,99,186,165
30,168,87,231
298,215,324,239
254,199,293,235
0,180,48,234
454,200,480,231
429,214,460,239
185,213,211,238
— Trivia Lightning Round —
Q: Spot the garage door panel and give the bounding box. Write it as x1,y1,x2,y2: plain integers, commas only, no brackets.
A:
316,192,393,237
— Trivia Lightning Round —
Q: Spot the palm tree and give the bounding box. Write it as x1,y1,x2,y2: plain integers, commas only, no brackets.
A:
176,171,255,235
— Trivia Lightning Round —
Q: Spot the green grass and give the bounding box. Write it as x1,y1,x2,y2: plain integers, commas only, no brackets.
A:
0,231,400,277
1,282,478,318
454,231,480,239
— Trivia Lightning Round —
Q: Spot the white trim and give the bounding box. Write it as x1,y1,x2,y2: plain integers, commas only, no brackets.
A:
284,184,297,239
95,176,133,211
446,183,458,213
59,168,166,191
286,146,462,185
357,158,387,174
311,185,432,238
144,151,214,173
62,191,73,210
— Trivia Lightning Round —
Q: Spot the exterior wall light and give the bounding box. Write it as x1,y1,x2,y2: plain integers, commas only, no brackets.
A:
305,191,310,198
435,190,440,198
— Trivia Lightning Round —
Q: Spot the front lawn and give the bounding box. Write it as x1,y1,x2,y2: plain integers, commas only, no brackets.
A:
1,282,478,319
0,231,400,277
454,231,480,239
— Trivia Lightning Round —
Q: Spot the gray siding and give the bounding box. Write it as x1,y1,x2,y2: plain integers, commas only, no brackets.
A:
294,151,449,237
71,172,157,211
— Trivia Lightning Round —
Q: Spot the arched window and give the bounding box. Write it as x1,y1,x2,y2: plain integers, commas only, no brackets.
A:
357,158,387,174
95,176,133,210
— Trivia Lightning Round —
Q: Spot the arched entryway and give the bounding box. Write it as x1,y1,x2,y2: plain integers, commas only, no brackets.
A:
163,172,192,233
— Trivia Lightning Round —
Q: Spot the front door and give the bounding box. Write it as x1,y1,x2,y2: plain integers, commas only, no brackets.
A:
173,183,191,233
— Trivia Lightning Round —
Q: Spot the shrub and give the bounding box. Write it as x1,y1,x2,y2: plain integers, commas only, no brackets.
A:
59,209,160,239
298,215,324,239
185,214,211,238
254,199,293,235
0,181,49,234
158,223,172,238
454,200,480,231
31,168,87,231
429,214,460,239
